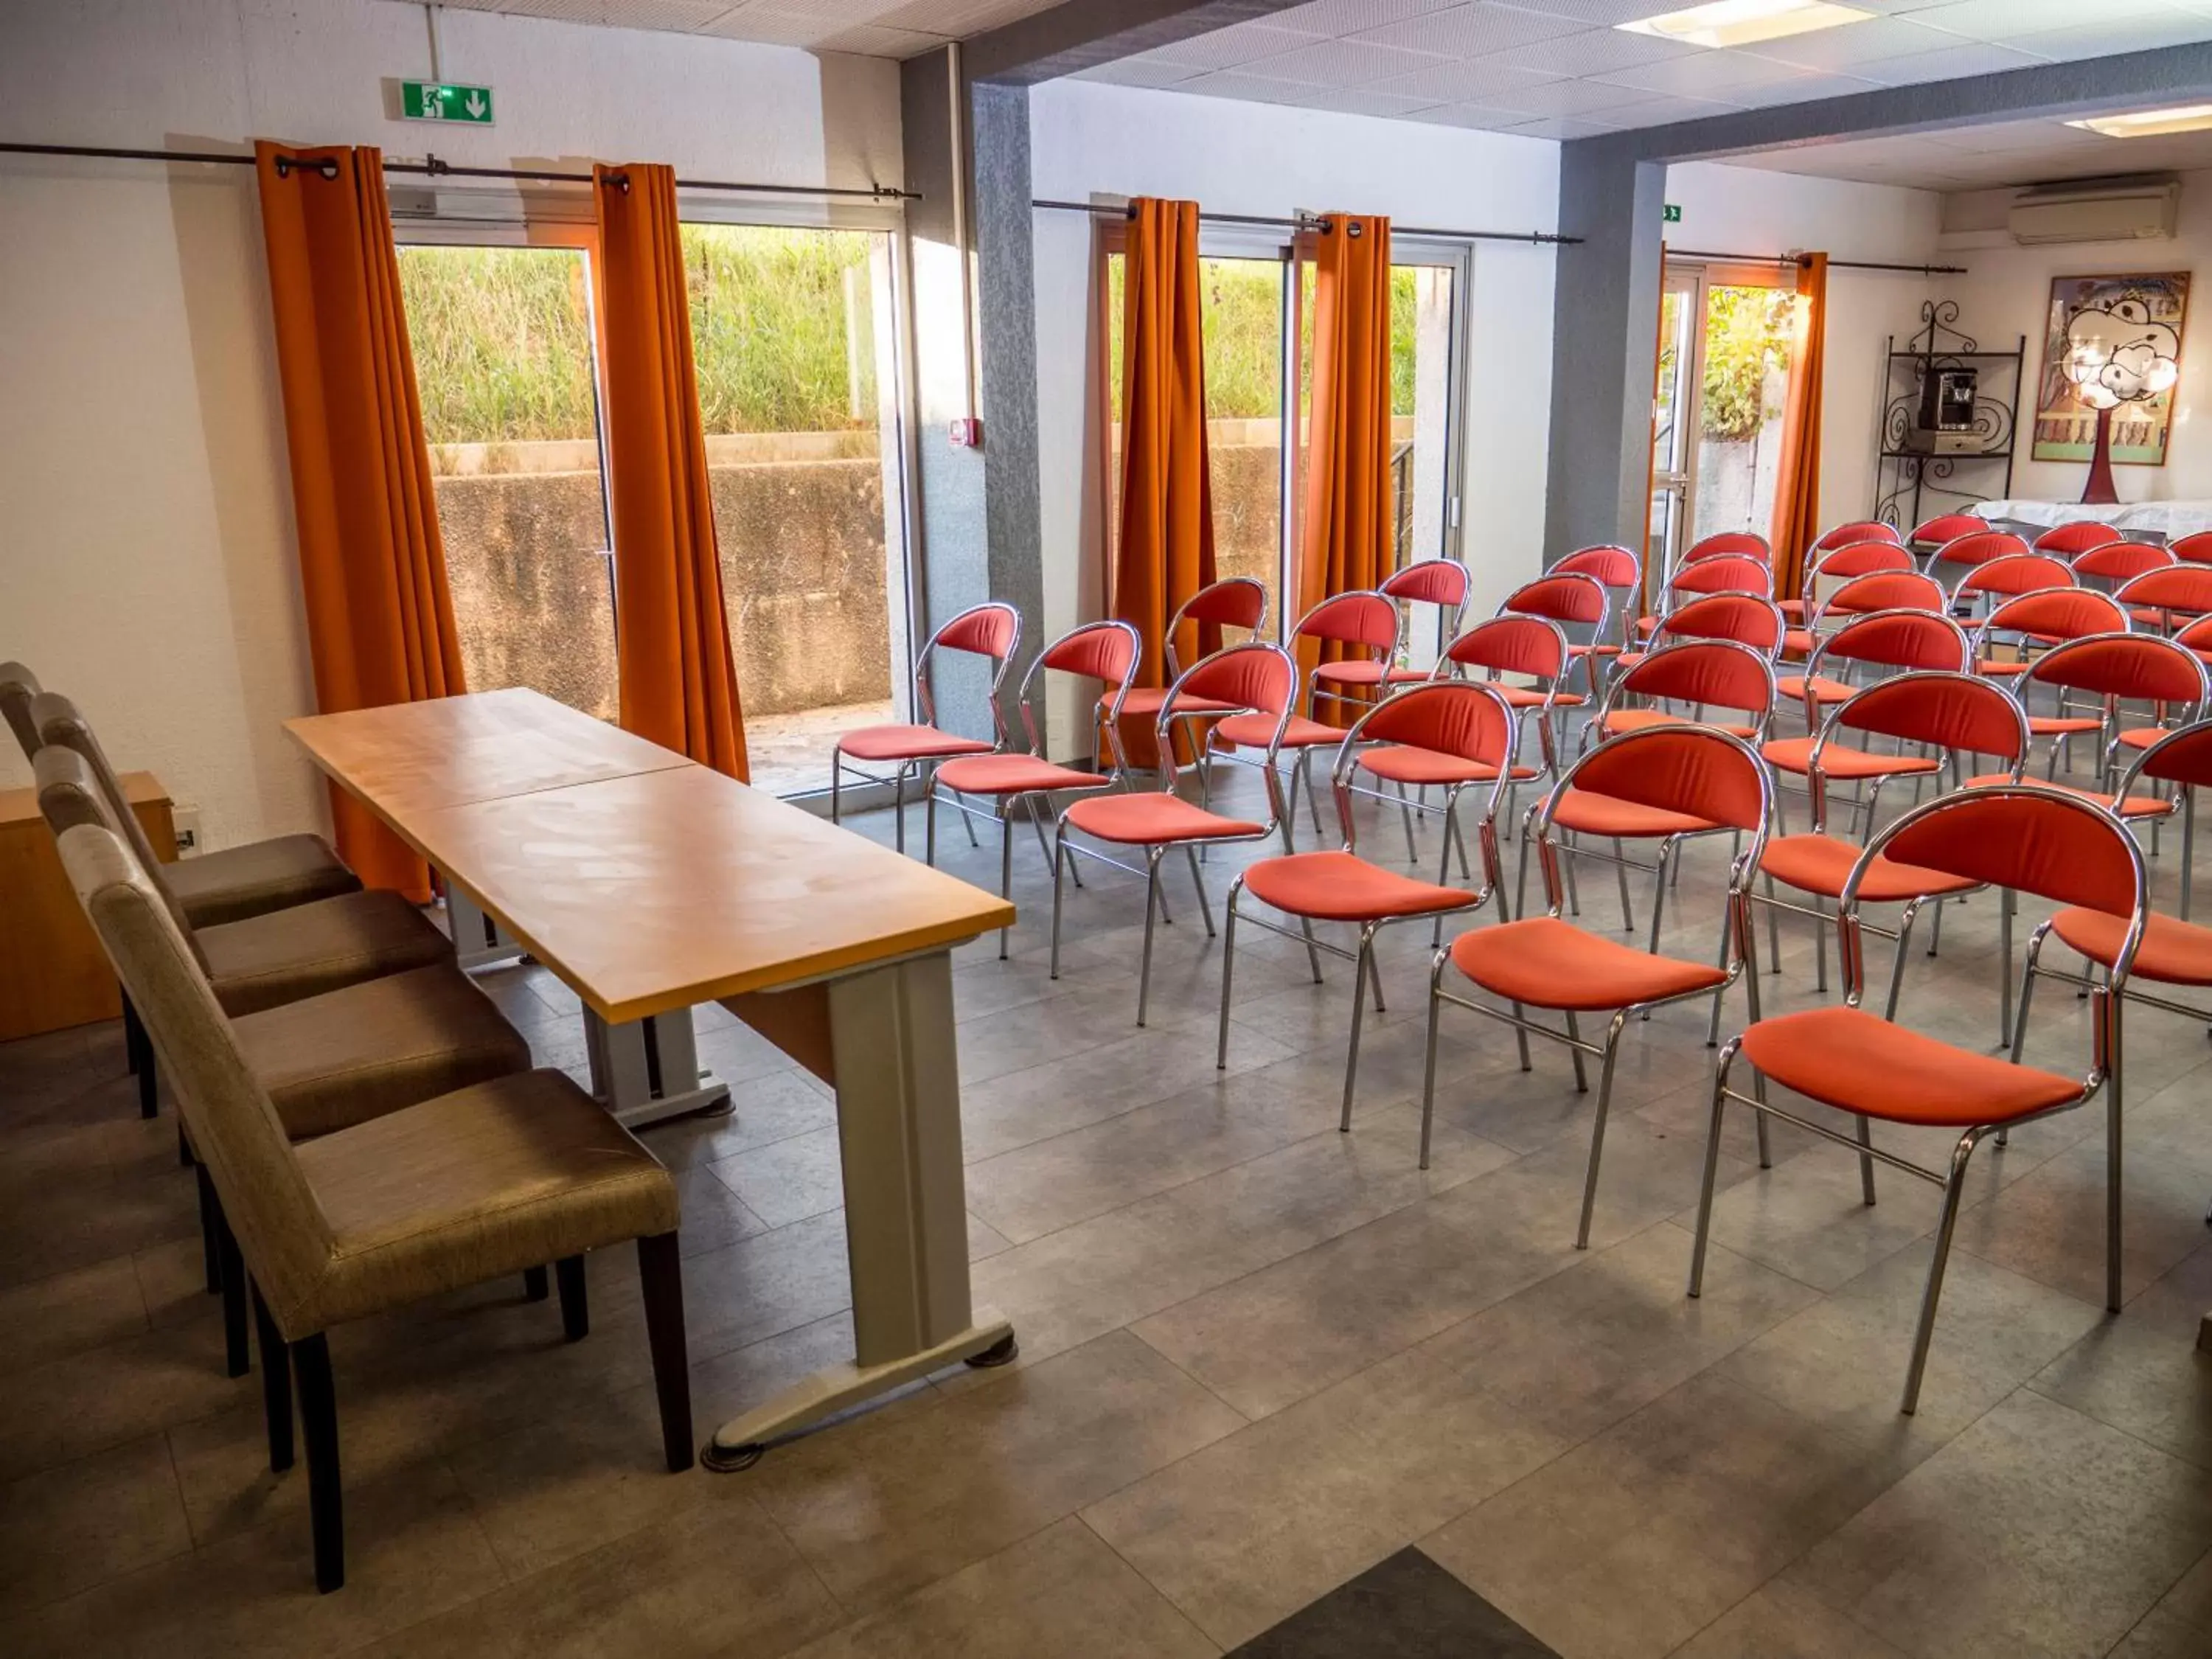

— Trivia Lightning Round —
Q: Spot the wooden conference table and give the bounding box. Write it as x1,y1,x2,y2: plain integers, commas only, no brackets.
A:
285,687,1020,1467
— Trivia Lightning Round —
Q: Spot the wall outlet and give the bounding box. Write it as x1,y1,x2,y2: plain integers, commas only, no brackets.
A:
173,805,203,858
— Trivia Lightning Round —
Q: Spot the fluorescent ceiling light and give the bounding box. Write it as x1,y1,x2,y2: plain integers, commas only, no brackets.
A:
2067,104,2212,139
1618,0,1871,50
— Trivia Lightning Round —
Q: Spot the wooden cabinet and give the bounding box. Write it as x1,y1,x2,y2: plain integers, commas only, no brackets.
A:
0,771,173,1040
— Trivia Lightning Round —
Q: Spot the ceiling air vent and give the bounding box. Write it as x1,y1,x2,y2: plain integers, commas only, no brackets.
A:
2007,175,2180,246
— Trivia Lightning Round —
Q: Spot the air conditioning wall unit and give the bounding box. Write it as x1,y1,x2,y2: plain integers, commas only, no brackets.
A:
2008,176,2180,246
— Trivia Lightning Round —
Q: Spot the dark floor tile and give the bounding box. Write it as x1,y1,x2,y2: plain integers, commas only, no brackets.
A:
1229,1547,1556,1659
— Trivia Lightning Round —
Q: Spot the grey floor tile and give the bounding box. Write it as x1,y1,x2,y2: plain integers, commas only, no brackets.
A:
1669,1579,1910,1658
2028,1239,2212,1469
0,1433,193,1614
1228,1545,1557,1658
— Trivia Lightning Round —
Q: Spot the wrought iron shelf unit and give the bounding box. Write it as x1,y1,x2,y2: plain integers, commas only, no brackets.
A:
1873,302,2025,535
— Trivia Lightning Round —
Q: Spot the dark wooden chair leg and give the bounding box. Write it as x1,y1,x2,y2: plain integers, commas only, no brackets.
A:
121,990,143,1074
251,1284,293,1473
214,1197,249,1379
195,1164,221,1295
293,1332,344,1593
554,1256,588,1343
636,1232,693,1473
522,1265,549,1302
177,1123,193,1168
133,1028,158,1119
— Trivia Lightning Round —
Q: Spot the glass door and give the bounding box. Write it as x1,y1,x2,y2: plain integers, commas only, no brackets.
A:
1648,268,1702,594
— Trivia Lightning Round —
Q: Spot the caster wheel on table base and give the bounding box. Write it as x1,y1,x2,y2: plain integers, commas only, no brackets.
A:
965,1334,1019,1369
700,1439,765,1473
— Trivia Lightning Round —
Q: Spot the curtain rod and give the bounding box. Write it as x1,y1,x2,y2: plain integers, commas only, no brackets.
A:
1031,197,1579,246
0,142,918,201
1666,246,1966,276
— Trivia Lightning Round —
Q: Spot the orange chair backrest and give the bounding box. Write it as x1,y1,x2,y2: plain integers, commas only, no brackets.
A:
933,601,1021,659
1351,681,1513,770
1815,611,1969,676
1911,513,1986,545
2023,633,2209,706
1981,588,2126,645
1382,559,1471,608
2180,613,2212,656
2073,540,2173,582
1039,620,1140,687
1295,591,1399,651
1672,554,1772,599
2034,521,2121,557
2124,719,2212,791
1178,576,1268,633
1834,669,2026,760
1810,540,1913,585
1933,529,2029,569
1960,553,2074,599
1443,615,1568,683
1683,532,1769,563
1873,787,2143,919
2118,566,2212,619
1818,570,1944,621
1502,571,1607,627
1614,638,1775,718
1169,641,1296,720
1652,594,1785,655
1817,519,1901,549
1562,723,1768,833
2172,532,2212,565
1555,546,1638,589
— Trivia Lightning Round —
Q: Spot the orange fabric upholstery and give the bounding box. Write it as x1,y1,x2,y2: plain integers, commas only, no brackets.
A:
1815,518,1898,549
1812,541,1915,586
2027,633,2208,705
1119,686,1231,720
1314,658,1389,686
1685,532,1770,563
1981,588,2125,645
2073,542,2174,583
1649,594,1785,655
838,725,995,762
939,605,1021,659
1910,513,1986,546
1503,572,1607,627
1964,773,2171,819
1761,736,1938,781
1451,917,1725,1011
1777,674,1854,705
1043,620,1138,686
594,161,750,782
1672,555,1773,599
1962,554,2076,602
1599,708,1759,740
1739,1007,2081,1124
933,754,1107,795
1062,793,1262,844
1360,748,1528,786
1837,671,2025,759
2130,722,2212,789
2173,532,2212,565
1444,616,1568,683
1174,643,1294,720
1182,576,1267,632
1818,571,1944,620
1217,711,1336,749
254,142,467,902
1244,850,1470,922
2051,908,2212,985
2034,521,2121,557
1557,546,1638,587
1760,833,1977,902
1610,640,1774,724
1571,723,1765,832
1887,788,2143,913
1810,610,1966,673
1383,558,1470,607
1357,683,1512,766
2118,566,2212,619
1299,591,1399,649
1551,789,1714,839
1933,529,2030,570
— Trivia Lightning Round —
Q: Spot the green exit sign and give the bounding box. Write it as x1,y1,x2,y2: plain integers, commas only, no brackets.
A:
1663,203,1682,223
400,80,494,125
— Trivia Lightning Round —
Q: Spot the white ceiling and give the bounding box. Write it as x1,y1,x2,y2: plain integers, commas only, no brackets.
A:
1077,0,2212,146
422,0,1069,58
1719,118,2212,192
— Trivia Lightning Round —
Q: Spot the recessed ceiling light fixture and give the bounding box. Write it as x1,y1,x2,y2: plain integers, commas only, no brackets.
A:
1618,0,1871,50
2067,104,2212,139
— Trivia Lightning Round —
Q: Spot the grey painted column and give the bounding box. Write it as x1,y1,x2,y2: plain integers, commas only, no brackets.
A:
1543,144,1666,563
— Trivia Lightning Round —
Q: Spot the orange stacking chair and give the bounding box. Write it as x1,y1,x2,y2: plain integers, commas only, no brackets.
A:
1780,537,1913,626
1107,575,1268,771
1982,631,2207,794
1423,726,1773,1234
1618,592,1786,675
1222,683,1512,1129
1777,601,1963,725
1635,553,1773,644
1300,589,1404,725
1815,519,1902,552
834,600,1020,859
1380,559,1474,684
1053,643,1297,1026
935,620,1140,959
1967,584,2118,684
1691,785,2148,1408
2172,531,2212,564
2071,539,2173,590
1753,671,2023,1035
1908,512,1986,552
1783,565,1942,662
2034,520,2121,557
1547,639,1775,945
1683,530,1770,564
1500,568,1613,698
1554,545,1640,654
2116,564,2212,634
1928,527,2030,585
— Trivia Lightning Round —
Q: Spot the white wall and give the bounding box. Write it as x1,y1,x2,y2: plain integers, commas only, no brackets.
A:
1028,78,1560,750
1936,171,2212,507
0,0,899,849
1662,163,1944,536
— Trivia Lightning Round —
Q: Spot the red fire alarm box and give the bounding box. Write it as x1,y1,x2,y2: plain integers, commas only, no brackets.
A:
950,417,983,449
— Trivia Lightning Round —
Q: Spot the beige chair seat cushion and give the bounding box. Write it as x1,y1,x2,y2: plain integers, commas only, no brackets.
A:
171,835,361,928
234,964,532,1141
290,1070,677,1332
201,890,452,1017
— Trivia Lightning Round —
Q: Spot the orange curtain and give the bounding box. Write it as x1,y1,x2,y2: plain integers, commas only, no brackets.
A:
593,163,748,780
1111,198,1217,771
254,142,464,903
1296,212,1394,718
1768,251,1829,604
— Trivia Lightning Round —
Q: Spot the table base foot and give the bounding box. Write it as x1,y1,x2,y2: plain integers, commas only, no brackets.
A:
703,1310,1014,1472
611,1082,731,1129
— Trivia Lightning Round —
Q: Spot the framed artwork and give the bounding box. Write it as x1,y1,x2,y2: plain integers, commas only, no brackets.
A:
2032,271,2190,465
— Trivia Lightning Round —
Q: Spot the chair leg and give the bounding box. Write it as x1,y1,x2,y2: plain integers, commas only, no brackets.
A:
1902,1131,1986,1415
1884,901,1922,1021
293,1332,344,1591
252,1283,293,1473
2107,1008,2126,1315
1998,886,2017,1049
830,751,842,827
132,1016,158,1119
523,1265,549,1301
637,1231,695,1473
1575,1015,1629,1249
197,1164,221,1295
1048,824,1069,982
1398,783,1419,863
1340,929,1377,1134
892,765,905,855
121,990,142,1075
1856,1115,1877,1207
925,771,938,866
998,804,1014,961
555,1255,588,1343
1216,889,1241,1071
2183,787,2196,922
1562,1009,1589,1091
1763,873,1780,973
1183,844,1215,938
1687,1042,1739,1298
1418,966,1446,1169
957,780,980,849
1298,917,1324,983
1613,837,1635,934
209,1175,249,1379
1302,750,1324,838
1137,852,1163,1028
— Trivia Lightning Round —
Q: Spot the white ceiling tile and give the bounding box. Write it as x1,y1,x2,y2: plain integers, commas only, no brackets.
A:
695,7,836,42
1352,3,1590,55
815,21,945,50
1278,84,1455,114
1247,37,1453,85
1141,22,1326,69
1400,100,1554,128
1850,41,2050,83
1891,0,2191,43
1482,26,1698,74
1739,14,1969,70
1506,0,1683,22
1923,119,2112,153
1722,71,1885,106
1169,70,1329,104
1500,114,1630,138
1368,57,1567,100
1591,49,1817,97
1601,92,1746,126
1072,57,1210,88
504,0,735,26
1270,0,1467,32
2007,13,2212,60
1484,74,1660,114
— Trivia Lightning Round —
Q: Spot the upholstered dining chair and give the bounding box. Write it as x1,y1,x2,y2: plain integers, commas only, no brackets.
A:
56,820,692,1595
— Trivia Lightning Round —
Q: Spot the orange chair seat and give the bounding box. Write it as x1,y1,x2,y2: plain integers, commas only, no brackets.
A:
2114,726,2170,751
1450,917,1725,1012
1974,659,2031,678
838,724,996,763
1778,597,1807,620
1783,628,1817,657
1633,616,1659,639
1215,711,1339,750
1358,745,1536,787
2050,906,2212,986
1739,1007,2082,1126
1759,832,1978,902
1775,674,1854,705
1242,850,1472,924
934,754,1110,796
1551,787,1715,840
1759,737,1940,782
1315,659,1390,686
2027,715,2101,737
1599,707,1761,741
1118,687,1237,720
1569,643,1623,658
1491,684,1583,709
1383,664,1433,685
1964,774,2171,819
2130,606,2180,628
1062,792,1262,846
